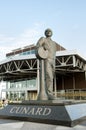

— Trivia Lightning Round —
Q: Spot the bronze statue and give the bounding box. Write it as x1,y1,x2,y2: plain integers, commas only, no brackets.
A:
36,29,57,100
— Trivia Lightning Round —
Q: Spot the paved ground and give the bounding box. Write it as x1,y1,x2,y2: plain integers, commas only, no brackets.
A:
0,119,86,130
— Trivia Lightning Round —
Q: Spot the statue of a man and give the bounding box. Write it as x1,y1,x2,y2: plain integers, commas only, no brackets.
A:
36,29,57,100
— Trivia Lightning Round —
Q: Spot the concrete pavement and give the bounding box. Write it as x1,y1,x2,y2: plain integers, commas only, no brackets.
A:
0,119,86,130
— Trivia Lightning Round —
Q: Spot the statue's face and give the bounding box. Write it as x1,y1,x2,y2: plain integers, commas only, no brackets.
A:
45,29,52,37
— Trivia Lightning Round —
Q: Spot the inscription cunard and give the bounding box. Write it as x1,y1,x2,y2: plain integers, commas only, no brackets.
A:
10,106,51,116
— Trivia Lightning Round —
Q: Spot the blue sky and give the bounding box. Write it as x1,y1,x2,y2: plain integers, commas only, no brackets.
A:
0,0,86,60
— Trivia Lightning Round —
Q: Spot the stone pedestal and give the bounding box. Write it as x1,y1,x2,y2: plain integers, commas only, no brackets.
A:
0,100,86,127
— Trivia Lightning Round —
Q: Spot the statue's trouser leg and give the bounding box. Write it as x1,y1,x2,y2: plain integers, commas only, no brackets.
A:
45,60,54,95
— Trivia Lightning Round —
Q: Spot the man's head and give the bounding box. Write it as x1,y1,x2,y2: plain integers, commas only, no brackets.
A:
44,28,53,37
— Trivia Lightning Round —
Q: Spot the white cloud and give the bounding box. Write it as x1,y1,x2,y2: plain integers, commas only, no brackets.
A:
0,22,45,61
0,34,14,44
14,27,41,47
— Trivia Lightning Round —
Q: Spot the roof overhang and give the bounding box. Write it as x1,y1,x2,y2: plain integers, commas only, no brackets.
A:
0,50,85,81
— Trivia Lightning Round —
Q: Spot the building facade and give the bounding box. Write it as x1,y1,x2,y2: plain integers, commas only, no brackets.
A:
0,43,86,101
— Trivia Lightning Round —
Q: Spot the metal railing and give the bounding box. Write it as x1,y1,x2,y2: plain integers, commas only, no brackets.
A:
53,89,86,100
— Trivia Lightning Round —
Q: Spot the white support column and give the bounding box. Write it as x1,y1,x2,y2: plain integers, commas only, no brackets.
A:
73,55,76,67
25,90,28,100
73,73,75,89
62,76,64,90
84,64,86,80
37,59,40,95
1,90,2,99
54,74,57,97
85,71,86,80
73,73,75,99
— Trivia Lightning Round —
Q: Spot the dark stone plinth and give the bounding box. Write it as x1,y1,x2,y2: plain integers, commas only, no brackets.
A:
0,100,86,127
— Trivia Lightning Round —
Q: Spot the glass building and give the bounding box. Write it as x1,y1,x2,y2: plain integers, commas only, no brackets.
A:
1,44,38,101
0,44,86,101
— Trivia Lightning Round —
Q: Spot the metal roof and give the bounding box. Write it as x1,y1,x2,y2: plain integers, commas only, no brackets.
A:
56,50,86,62
0,50,86,65
0,54,36,65
0,50,85,81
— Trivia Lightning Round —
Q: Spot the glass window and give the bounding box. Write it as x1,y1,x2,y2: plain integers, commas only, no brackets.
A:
7,79,36,90
31,50,35,54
